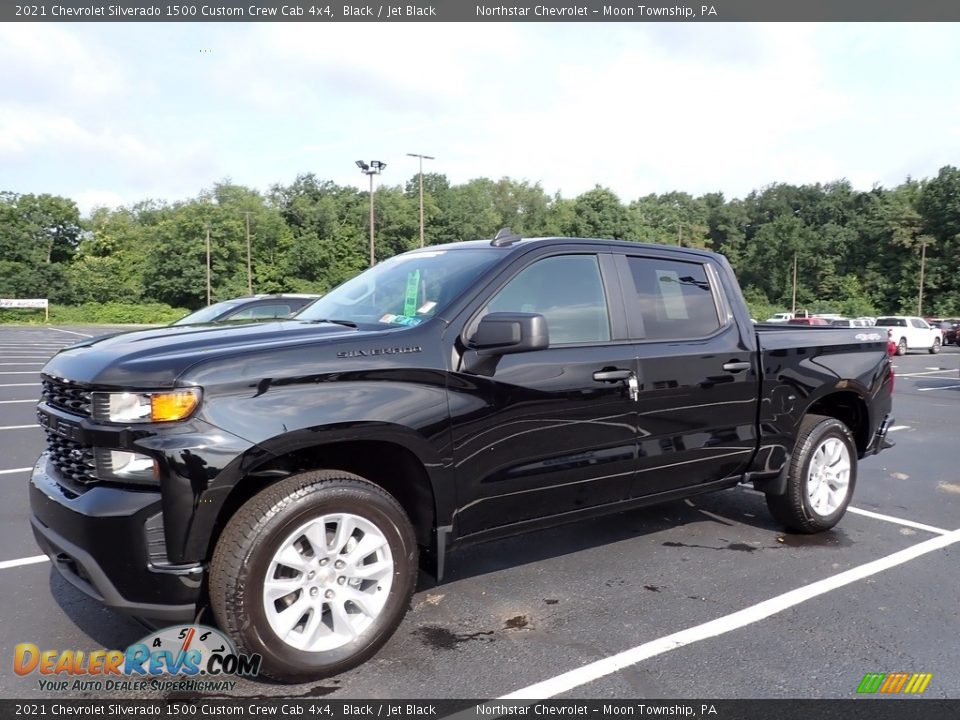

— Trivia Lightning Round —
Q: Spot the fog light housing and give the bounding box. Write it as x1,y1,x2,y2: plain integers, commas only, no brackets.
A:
95,449,158,484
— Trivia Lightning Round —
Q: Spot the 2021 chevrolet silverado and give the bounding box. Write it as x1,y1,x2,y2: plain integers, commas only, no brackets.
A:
30,235,894,681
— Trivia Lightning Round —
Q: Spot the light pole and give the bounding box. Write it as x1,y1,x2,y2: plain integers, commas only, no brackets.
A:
407,153,434,247
244,211,252,295
917,239,928,316
791,253,798,314
356,160,386,266
205,223,212,306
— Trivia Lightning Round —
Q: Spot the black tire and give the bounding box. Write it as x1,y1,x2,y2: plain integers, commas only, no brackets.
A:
209,470,418,682
929,337,941,354
765,414,857,533
896,337,907,356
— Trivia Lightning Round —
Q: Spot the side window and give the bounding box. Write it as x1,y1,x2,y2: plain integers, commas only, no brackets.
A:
484,255,611,345
229,304,292,320
910,318,926,329
624,257,721,340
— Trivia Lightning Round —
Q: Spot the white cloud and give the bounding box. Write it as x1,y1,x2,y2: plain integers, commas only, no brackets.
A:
73,189,126,214
0,24,126,103
3,23,960,214
0,106,163,163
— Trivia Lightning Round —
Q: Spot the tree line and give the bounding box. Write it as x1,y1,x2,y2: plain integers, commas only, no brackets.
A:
2,166,959,320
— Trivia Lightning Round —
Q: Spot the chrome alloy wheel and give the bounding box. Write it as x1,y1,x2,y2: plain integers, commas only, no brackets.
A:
806,437,851,516
262,513,394,652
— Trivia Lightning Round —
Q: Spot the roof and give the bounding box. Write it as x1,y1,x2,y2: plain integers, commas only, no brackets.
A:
406,235,722,262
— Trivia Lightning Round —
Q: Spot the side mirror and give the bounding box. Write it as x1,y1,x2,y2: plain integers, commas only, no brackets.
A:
461,312,549,376
471,312,549,356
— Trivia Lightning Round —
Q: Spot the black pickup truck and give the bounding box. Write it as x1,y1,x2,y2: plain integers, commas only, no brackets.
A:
30,235,894,681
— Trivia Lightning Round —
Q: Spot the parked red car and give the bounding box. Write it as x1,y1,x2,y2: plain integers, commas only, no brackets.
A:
787,317,830,325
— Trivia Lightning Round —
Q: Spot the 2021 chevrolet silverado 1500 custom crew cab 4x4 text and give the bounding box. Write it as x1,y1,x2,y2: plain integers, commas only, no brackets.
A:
30,234,894,681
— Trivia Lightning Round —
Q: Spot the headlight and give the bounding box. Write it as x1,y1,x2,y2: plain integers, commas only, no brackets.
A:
92,388,201,423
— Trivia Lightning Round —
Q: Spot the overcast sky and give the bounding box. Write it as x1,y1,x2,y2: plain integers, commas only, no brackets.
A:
2,22,959,215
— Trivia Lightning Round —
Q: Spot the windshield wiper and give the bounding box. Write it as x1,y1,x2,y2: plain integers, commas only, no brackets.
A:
305,318,359,328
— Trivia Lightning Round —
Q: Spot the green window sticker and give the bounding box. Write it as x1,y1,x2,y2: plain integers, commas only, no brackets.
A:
403,270,421,317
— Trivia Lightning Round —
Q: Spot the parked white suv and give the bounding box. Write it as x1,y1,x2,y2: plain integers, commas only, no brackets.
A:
765,312,794,323
875,316,943,355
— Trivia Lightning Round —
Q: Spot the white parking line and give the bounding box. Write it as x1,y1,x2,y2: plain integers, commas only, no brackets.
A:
0,467,32,475
0,356,54,359
46,328,92,337
500,528,960,699
846,507,949,535
0,383,40,388
0,399,35,404
0,371,39,375
0,424,40,430
888,425,910,432
918,384,960,392
0,363,43,366
0,556,49,570
896,370,957,378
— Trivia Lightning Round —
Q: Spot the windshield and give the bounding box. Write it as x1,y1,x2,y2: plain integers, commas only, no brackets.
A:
296,248,503,328
171,299,244,325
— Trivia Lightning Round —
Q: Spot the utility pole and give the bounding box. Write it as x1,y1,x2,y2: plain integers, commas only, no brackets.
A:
407,153,434,247
791,254,798,314
356,160,386,266
205,224,212,307
917,239,928,316
677,222,682,246
244,211,252,295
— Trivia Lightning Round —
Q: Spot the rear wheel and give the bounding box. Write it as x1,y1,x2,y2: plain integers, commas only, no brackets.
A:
209,470,418,682
766,414,857,533
896,337,907,356
929,337,941,354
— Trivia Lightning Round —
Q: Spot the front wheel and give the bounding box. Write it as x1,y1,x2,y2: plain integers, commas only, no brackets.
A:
209,470,418,682
766,414,857,533
929,337,941,354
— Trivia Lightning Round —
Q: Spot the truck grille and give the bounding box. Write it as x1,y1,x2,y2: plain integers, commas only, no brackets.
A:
41,376,92,417
44,430,97,485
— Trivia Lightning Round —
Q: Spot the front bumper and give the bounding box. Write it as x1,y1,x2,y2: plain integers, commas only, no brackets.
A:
30,454,201,622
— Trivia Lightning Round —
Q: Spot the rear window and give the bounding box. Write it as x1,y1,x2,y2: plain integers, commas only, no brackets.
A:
623,256,721,340
876,317,906,327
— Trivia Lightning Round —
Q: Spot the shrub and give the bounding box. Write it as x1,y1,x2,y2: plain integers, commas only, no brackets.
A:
0,302,189,325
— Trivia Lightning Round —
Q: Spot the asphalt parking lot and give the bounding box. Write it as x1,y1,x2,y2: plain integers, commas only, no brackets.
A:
0,326,957,700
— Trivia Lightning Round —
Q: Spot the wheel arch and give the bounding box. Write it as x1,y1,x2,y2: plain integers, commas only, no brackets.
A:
755,389,870,497
207,435,441,563
806,390,870,456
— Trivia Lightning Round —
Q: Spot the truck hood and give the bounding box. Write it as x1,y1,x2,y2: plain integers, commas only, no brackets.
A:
41,320,377,388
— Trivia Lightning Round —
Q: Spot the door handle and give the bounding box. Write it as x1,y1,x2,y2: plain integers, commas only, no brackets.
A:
593,369,633,382
722,361,751,373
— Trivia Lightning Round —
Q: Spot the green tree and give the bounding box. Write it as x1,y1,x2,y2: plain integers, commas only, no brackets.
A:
0,192,81,301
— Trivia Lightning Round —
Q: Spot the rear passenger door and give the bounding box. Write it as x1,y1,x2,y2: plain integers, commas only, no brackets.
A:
616,252,758,498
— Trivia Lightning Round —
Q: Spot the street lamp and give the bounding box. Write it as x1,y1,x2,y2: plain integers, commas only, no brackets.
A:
917,238,929,316
356,160,386,266
407,153,434,247
205,223,212,306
